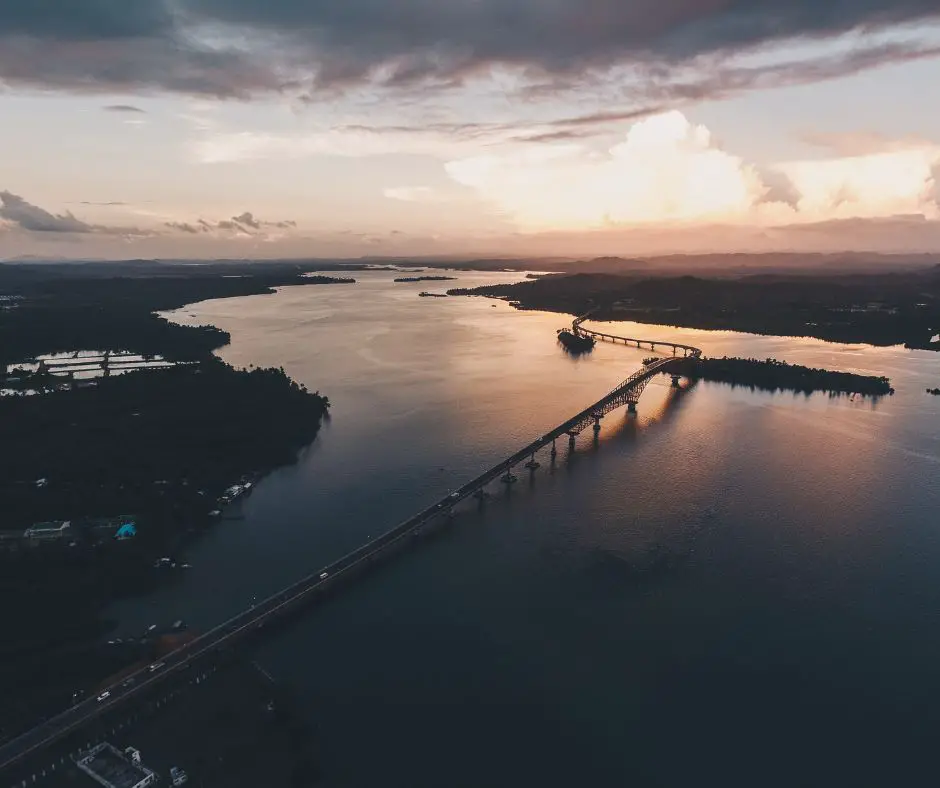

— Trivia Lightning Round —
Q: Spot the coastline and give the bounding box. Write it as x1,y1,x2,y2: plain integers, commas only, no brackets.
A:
0,264,344,741
447,269,940,352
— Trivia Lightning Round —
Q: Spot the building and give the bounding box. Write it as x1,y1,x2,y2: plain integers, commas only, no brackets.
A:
85,514,138,542
24,520,71,542
74,743,157,788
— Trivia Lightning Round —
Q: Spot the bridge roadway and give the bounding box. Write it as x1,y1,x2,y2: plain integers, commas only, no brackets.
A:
573,313,702,358
0,321,702,776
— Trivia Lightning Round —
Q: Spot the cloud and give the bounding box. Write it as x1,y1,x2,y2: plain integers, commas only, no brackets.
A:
1,190,97,233
800,130,939,157
778,147,940,220
0,191,150,236
444,110,940,230
383,186,438,203
164,221,206,234
164,211,296,235
1,0,939,104
104,104,146,113
78,200,129,206
446,111,770,230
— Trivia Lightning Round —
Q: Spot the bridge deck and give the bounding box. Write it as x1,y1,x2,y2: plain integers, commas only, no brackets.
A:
0,320,702,776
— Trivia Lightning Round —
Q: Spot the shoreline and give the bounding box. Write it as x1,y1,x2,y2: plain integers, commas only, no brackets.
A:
447,269,940,352
0,264,341,740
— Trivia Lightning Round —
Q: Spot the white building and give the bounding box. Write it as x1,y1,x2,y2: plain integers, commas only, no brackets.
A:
24,521,71,541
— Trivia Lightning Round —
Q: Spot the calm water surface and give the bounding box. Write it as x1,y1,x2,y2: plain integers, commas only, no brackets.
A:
111,270,940,787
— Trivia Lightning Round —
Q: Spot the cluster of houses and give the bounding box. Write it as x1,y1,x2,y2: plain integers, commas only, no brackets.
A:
0,515,138,551
207,480,253,517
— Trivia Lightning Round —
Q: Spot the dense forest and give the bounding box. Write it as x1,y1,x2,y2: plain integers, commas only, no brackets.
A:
1,360,330,526
450,268,940,350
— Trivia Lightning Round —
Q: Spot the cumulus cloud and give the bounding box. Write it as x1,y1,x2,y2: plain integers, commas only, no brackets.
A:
444,111,940,230
1,0,939,104
778,148,940,220
800,130,939,157
446,112,770,230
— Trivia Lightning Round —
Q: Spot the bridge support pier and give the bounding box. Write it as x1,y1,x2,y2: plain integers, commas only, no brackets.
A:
671,374,681,388
550,439,557,460
627,401,637,414
525,454,540,470
568,432,576,448
592,415,602,435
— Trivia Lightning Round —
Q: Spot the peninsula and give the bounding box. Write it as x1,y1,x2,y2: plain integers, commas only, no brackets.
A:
0,261,339,738
449,268,940,351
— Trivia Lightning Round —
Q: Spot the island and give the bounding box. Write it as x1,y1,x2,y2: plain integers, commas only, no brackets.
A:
671,356,894,396
0,261,339,740
449,267,940,350
394,275,457,283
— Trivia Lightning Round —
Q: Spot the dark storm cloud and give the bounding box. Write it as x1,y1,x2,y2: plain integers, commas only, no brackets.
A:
1,0,940,98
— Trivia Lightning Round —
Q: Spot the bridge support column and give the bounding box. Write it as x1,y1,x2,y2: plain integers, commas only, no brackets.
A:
671,374,681,388
592,415,601,435
627,401,637,414
568,432,576,448
525,454,540,470
550,439,557,460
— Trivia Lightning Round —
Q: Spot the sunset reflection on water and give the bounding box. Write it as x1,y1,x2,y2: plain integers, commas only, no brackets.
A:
110,269,940,787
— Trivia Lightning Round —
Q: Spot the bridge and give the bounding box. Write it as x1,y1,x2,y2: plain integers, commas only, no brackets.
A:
0,318,701,779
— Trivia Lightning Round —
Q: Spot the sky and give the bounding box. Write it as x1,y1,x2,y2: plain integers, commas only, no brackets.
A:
2,1,940,260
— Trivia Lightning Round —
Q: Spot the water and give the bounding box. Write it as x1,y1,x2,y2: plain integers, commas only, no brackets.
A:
109,270,940,787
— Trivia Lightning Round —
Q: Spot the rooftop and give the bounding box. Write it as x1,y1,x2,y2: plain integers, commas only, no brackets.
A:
24,521,71,535
74,743,156,788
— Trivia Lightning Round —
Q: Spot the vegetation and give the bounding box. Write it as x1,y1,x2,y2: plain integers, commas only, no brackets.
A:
2,360,330,526
449,268,940,350
674,356,894,396
0,264,355,367
0,261,339,739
